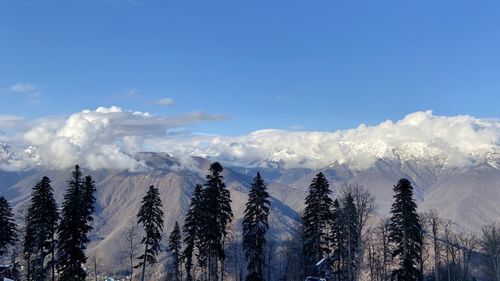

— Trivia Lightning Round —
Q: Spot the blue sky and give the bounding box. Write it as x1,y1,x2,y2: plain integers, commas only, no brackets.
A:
1,0,499,135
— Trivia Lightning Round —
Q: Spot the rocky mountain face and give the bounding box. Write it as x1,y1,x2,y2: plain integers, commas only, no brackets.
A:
0,152,499,272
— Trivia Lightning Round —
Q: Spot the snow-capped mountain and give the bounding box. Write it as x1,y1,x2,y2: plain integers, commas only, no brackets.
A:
0,110,499,272
1,151,499,271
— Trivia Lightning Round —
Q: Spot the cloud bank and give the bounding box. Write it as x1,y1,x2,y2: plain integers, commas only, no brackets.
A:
1,106,226,171
0,109,499,171
160,111,500,170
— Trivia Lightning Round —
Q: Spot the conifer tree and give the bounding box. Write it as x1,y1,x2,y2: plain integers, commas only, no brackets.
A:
57,165,96,281
0,195,17,257
169,221,182,281
388,178,423,281
302,172,333,274
198,162,233,281
137,185,164,281
330,199,344,280
24,218,35,281
23,176,59,281
242,172,270,281
183,184,204,281
81,176,96,244
341,193,359,281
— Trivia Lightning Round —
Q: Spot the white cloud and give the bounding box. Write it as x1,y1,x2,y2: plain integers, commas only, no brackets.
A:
8,82,40,101
0,109,499,172
16,106,226,171
10,83,36,93
158,111,500,170
155,98,175,106
0,115,24,126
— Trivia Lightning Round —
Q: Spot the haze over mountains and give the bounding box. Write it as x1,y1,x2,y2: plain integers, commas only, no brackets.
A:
0,108,499,269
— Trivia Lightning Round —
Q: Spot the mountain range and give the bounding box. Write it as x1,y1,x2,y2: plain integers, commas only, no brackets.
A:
1,149,499,272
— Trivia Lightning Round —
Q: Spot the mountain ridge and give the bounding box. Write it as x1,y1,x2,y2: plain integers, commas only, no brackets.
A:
0,151,499,271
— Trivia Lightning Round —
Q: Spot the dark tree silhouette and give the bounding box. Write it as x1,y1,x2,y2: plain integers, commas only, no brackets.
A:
242,172,270,281
57,165,96,281
136,185,164,281
302,172,333,274
0,195,17,257
183,184,204,281
169,221,182,281
388,178,423,281
198,162,233,281
23,176,59,281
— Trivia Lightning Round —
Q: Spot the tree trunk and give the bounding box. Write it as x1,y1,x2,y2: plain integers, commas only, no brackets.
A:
94,256,98,281
268,245,272,281
27,252,31,281
141,241,148,281
52,236,56,281
130,252,134,281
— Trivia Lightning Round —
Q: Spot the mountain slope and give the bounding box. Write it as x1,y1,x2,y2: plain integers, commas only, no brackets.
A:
0,152,499,272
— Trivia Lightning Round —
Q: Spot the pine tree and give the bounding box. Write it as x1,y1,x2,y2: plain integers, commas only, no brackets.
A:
183,184,204,281
198,162,233,281
0,195,17,257
169,221,182,281
341,193,359,281
24,217,36,281
302,172,333,274
57,165,96,281
81,176,96,245
23,176,59,281
136,185,164,281
330,199,344,280
388,178,423,281
242,172,270,281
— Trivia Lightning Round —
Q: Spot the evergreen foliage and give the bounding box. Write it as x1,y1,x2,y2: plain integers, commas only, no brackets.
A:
56,165,96,281
242,172,270,281
0,195,17,257
341,193,359,281
330,199,344,279
168,221,182,281
136,185,164,281
388,178,423,281
197,162,233,281
182,184,204,281
23,176,59,281
302,172,333,274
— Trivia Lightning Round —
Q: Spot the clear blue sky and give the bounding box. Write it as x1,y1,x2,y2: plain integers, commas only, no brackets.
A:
1,0,499,135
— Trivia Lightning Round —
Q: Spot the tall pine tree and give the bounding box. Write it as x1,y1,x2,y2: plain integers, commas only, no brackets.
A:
388,178,423,281
81,176,96,245
57,165,96,281
330,199,344,280
168,221,182,281
137,185,164,281
183,184,204,281
0,195,16,257
341,193,359,281
302,172,333,274
242,172,270,281
198,162,233,281
23,176,59,281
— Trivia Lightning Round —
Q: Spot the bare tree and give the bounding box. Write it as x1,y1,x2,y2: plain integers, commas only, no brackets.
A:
281,220,304,281
93,255,98,281
266,238,277,281
122,223,141,281
423,210,442,281
481,224,500,281
457,232,478,281
14,202,31,281
442,220,455,281
340,183,376,280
